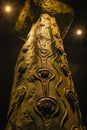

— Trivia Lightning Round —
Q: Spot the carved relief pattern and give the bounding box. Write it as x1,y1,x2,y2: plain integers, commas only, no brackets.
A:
6,13,85,130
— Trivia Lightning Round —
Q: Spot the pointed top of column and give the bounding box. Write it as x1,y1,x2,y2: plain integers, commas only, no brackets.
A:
15,0,74,39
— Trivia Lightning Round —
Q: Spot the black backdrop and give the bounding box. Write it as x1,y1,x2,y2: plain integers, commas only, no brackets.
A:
0,0,87,129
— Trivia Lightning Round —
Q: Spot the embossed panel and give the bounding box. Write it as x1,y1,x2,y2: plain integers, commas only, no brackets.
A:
5,2,86,130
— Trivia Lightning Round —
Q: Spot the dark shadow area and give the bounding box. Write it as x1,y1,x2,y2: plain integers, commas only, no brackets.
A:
0,0,87,129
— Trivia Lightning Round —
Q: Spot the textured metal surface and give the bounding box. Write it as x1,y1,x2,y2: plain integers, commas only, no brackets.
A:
15,0,74,39
5,13,85,130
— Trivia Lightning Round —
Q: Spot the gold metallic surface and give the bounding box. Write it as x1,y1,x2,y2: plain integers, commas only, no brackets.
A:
6,1,86,130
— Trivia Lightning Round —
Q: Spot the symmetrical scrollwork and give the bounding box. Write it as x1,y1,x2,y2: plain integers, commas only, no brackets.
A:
35,68,55,96
6,2,86,129
34,97,59,129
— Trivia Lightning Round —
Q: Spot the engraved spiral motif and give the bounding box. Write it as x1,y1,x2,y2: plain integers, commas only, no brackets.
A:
34,97,59,120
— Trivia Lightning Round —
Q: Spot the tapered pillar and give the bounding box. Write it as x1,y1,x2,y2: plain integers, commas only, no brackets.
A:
6,0,86,130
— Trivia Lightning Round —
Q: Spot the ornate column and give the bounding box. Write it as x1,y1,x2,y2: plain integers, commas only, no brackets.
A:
6,0,86,130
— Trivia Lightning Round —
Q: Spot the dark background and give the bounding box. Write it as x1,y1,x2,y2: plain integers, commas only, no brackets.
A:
0,0,87,129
